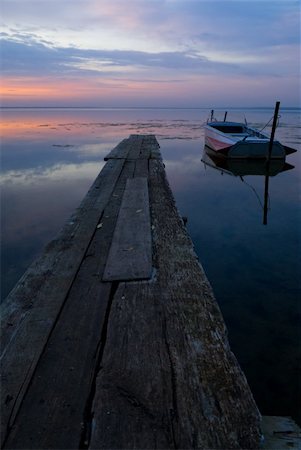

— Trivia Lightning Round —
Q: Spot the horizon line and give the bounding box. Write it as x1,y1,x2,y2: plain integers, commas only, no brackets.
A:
1,105,300,110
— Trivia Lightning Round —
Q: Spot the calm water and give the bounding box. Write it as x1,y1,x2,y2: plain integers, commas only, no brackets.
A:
1,107,300,423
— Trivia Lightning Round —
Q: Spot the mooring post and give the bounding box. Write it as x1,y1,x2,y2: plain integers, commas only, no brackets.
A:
264,101,280,225
223,111,228,122
267,101,280,161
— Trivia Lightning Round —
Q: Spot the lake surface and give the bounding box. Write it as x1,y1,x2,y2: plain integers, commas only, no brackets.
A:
1,107,300,423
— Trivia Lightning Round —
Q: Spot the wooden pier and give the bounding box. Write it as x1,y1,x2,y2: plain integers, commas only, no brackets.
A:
1,135,261,449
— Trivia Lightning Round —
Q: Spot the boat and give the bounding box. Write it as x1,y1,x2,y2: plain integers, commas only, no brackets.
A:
204,111,296,159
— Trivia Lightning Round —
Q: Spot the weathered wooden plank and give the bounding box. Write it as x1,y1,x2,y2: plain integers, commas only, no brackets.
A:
148,135,161,159
103,177,152,281
134,158,149,178
127,135,144,159
133,135,160,160
148,158,261,448
151,158,261,448
141,135,159,160
104,138,131,160
3,160,136,450
0,158,126,447
4,284,112,450
90,157,261,449
104,135,160,161
141,135,152,159
89,282,175,450
1,158,124,351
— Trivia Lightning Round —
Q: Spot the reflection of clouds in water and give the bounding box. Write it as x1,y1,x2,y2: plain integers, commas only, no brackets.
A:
164,155,202,169
2,158,104,299
163,156,204,192
75,143,112,156
50,142,111,156
2,161,105,249
1,162,104,185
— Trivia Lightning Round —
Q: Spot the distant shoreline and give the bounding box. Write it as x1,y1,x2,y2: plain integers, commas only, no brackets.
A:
1,106,300,111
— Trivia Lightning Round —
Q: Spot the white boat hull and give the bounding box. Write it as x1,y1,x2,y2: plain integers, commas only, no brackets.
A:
205,126,236,152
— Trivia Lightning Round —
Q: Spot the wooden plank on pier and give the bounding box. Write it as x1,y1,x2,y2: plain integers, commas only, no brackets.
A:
1,158,123,346
90,157,262,450
0,158,126,447
104,138,131,160
89,281,175,450
103,177,152,281
127,135,143,159
3,160,136,450
105,135,160,161
1,134,262,450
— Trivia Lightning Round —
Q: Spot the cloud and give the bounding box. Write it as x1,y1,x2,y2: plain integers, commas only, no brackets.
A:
2,30,298,85
2,1,299,54
1,34,238,79
1,1,299,106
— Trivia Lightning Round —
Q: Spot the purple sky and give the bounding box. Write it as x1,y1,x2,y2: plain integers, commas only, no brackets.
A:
1,0,300,107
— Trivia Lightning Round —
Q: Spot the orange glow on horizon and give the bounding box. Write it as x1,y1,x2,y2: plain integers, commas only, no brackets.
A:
1,73,296,108
2,86,57,97
0,75,189,106
1,77,98,100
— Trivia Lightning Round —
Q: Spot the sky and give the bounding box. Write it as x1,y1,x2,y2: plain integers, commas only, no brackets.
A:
0,0,300,107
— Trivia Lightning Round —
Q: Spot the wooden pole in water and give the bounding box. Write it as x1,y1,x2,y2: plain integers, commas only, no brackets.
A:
223,111,228,122
267,101,280,161
263,101,280,225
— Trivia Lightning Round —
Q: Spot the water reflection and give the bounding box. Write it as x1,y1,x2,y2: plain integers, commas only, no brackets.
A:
1,108,300,425
201,145,295,225
1,161,104,299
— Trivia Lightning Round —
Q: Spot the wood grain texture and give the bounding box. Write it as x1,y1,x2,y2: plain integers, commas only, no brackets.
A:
103,177,152,281
3,160,136,450
89,281,176,450
0,158,126,446
147,158,261,449
134,158,149,178
104,138,131,160
90,157,261,450
127,135,144,160
1,158,124,347
104,135,160,161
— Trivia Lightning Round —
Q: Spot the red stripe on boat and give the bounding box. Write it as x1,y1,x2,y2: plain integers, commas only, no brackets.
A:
206,136,232,151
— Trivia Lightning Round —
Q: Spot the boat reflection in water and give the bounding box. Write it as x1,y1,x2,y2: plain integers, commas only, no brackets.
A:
201,145,295,225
